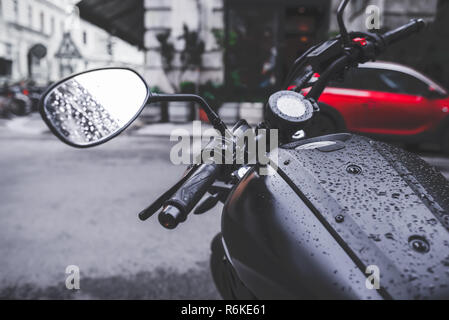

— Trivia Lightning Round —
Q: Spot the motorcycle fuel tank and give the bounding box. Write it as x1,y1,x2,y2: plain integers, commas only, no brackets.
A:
222,133,449,300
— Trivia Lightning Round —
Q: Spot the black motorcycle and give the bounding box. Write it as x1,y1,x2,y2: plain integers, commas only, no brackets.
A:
39,0,449,300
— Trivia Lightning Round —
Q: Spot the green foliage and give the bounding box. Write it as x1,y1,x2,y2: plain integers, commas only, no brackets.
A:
230,70,242,87
211,29,224,48
180,81,196,93
179,24,205,71
150,86,163,94
156,30,175,71
156,25,206,92
228,31,238,47
175,80,224,111
212,29,237,49
328,31,340,38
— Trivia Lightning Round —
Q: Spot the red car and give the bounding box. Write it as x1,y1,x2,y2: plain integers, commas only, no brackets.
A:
305,61,449,153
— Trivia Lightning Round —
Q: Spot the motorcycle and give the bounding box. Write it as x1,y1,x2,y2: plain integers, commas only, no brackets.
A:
24,84,46,112
38,0,449,300
0,83,34,117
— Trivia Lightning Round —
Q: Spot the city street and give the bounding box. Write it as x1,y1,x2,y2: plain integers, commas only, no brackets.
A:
0,115,222,299
0,115,448,300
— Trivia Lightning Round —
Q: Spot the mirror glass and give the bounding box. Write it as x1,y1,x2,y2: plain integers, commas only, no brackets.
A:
41,69,148,147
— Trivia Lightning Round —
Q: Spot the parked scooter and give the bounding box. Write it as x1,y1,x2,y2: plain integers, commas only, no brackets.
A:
38,0,449,300
25,84,46,112
0,86,10,118
0,83,33,116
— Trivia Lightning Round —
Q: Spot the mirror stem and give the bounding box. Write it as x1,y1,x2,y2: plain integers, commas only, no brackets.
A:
337,0,351,47
149,94,230,136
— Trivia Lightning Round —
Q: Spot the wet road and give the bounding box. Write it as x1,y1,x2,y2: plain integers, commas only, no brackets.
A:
0,121,222,299
0,115,448,299
418,153,449,180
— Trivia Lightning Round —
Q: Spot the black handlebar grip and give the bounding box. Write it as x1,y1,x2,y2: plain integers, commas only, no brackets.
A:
158,205,185,229
382,19,425,46
160,163,221,228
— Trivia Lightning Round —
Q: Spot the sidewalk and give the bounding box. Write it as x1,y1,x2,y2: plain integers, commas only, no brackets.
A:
1,114,448,179
131,120,213,138
0,114,214,138
0,114,49,136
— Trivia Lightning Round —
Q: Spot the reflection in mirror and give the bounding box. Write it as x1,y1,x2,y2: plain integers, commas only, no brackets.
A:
42,69,148,147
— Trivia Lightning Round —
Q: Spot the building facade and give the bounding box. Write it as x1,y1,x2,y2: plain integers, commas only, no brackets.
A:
330,0,438,32
0,0,144,86
1,0,437,92
143,0,439,94
144,0,332,94
144,0,224,93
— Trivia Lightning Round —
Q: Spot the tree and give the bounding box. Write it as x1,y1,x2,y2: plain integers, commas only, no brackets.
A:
156,24,205,93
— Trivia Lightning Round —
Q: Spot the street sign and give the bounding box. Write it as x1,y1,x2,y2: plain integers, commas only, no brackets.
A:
55,32,82,59
29,44,47,59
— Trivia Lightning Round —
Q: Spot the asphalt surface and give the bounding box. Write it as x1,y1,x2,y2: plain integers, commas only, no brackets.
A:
0,116,222,300
0,115,448,300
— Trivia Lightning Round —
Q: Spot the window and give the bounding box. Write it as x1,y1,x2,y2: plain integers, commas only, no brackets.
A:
40,12,44,32
377,70,429,96
107,38,113,55
226,5,278,93
28,5,32,27
13,0,18,20
225,1,330,96
5,43,11,56
0,58,12,76
83,31,87,45
330,68,429,96
51,16,55,35
328,68,373,90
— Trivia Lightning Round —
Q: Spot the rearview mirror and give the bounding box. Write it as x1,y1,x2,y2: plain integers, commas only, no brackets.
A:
40,68,149,148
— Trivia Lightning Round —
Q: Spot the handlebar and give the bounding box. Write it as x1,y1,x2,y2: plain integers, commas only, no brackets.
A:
144,19,427,230
382,18,425,46
142,120,252,229
306,19,426,100
138,164,199,221
158,163,221,229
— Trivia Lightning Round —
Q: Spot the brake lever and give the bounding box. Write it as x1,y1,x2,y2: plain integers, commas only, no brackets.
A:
193,181,234,215
138,164,199,221
194,194,220,215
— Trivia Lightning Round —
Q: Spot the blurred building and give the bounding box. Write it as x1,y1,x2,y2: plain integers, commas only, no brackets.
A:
0,0,144,86
141,0,439,95
76,0,440,95
330,0,438,32
77,0,332,95
0,0,439,90
57,0,441,102
143,0,333,94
